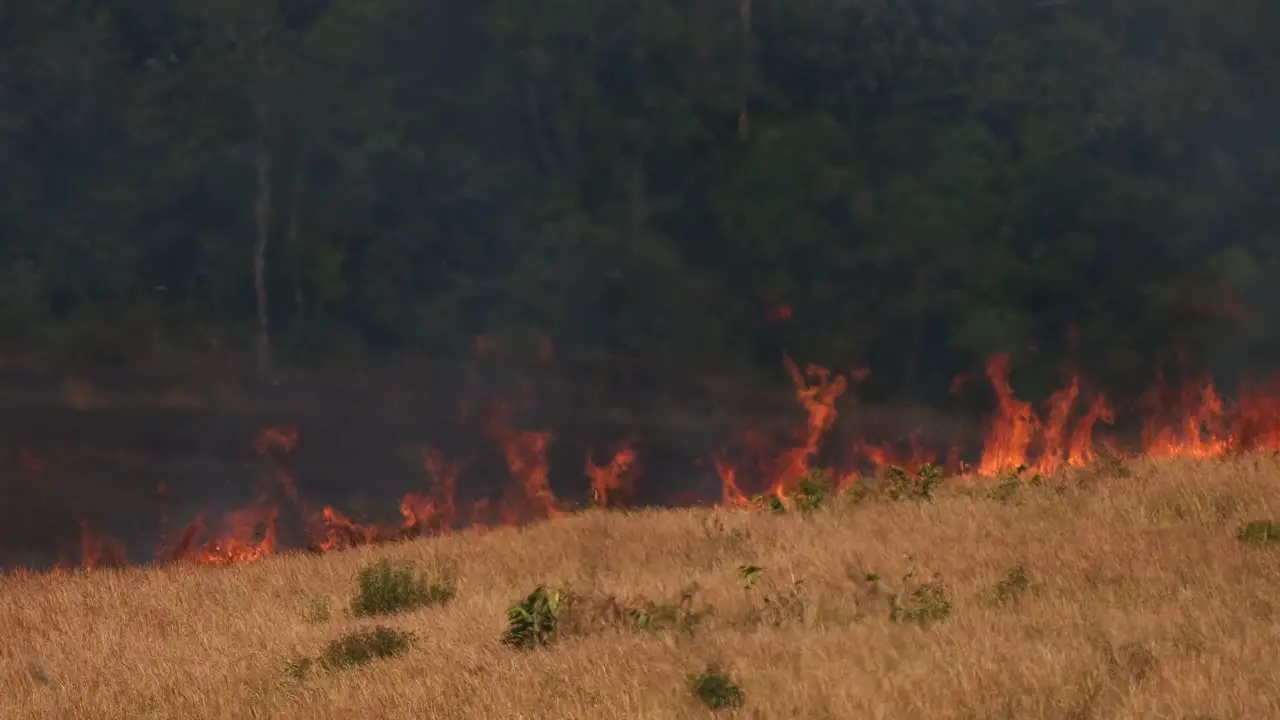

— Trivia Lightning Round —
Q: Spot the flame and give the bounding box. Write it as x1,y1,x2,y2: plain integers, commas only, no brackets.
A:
308,506,379,552
586,442,637,508
153,426,299,565
486,403,558,522
1232,379,1280,451
767,358,848,497
856,431,938,476
252,426,299,455
80,520,126,569
1066,393,1114,467
714,455,751,507
1139,370,1229,458
977,354,1039,475
1033,375,1080,475
161,506,279,565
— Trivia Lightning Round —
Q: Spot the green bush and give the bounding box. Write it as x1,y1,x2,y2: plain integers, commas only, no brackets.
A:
689,666,745,710
321,626,414,669
503,585,568,649
349,559,457,617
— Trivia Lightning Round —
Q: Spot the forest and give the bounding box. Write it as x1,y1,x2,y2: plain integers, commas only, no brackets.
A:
2,0,1279,412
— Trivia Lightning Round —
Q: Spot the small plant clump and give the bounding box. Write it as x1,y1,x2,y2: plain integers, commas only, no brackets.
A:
503,585,568,649
889,572,953,626
302,595,332,623
989,564,1033,605
321,626,415,669
689,665,745,710
1236,520,1280,545
847,463,945,504
1090,452,1132,480
623,584,713,634
989,466,1046,504
749,469,840,514
990,472,1022,504
737,564,813,627
284,655,314,680
791,469,835,512
349,559,457,617
285,625,415,679
756,493,788,514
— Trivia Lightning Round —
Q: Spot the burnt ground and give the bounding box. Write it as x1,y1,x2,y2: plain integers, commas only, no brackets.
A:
0,366,982,569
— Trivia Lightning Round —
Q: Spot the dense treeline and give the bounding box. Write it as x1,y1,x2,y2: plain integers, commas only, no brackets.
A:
2,0,1278,407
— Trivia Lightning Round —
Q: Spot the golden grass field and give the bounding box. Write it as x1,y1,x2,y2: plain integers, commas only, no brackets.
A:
4,455,1280,719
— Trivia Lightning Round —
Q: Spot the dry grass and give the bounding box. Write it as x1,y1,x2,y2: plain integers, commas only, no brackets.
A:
4,455,1280,719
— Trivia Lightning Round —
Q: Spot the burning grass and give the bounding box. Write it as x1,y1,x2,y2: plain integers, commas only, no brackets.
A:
27,351,1280,574
4,454,1280,718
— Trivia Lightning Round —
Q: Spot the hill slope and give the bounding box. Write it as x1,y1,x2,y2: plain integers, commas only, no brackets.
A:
4,456,1280,719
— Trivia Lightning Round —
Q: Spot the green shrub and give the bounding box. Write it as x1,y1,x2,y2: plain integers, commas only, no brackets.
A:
624,584,712,634
320,626,414,669
1237,520,1280,545
889,574,953,626
848,463,944,503
792,469,835,512
988,564,1032,605
689,666,745,710
349,559,456,617
503,585,567,649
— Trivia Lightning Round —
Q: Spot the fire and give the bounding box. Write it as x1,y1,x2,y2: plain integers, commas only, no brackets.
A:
1065,394,1114,468
415,446,459,530
80,520,126,569
486,403,558,522
160,507,279,565
586,442,637,508
970,357,1118,476
1233,379,1280,451
856,432,938,476
1139,370,1230,458
30,341,1280,576
1034,375,1080,475
312,506,382,552
714,455,751,507
767,358,848,497
252,426,299,455
977,355,1039,475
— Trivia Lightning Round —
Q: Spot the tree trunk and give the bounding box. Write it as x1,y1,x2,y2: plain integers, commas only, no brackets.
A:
287,144,308,326
737,0,752,141
252,46,273,377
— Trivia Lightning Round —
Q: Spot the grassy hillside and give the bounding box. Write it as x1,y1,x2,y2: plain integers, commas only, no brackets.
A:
4,456,1280,719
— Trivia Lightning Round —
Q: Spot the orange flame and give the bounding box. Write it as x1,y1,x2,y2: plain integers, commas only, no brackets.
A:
768,357,848,496
714,455,751,507
856,432,938,476
486,403,558,522
80,520,126,569
586,443,637,507
1066,393,1114,467
978,354,1039,475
